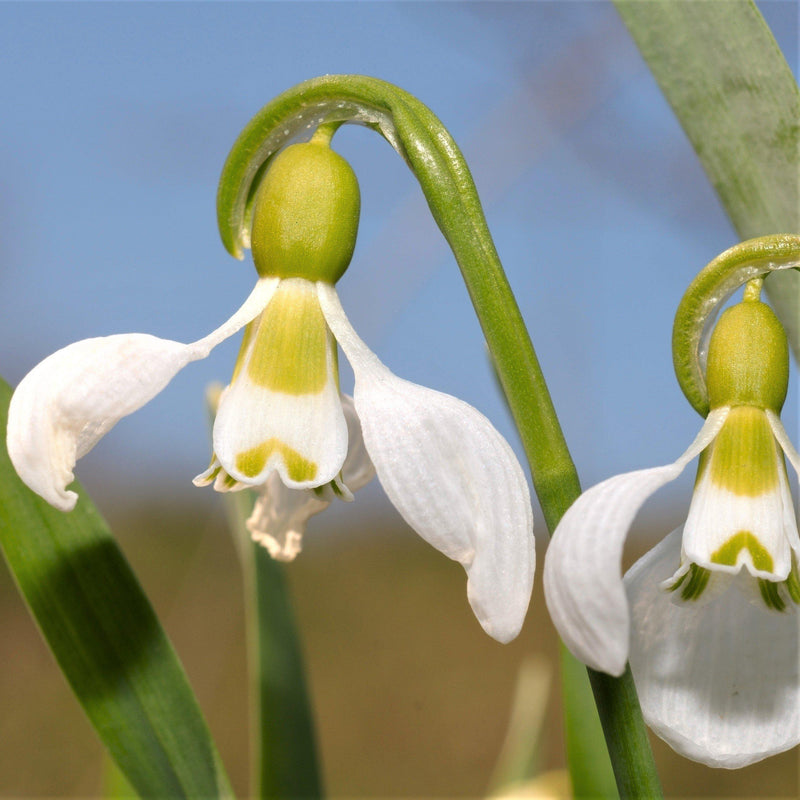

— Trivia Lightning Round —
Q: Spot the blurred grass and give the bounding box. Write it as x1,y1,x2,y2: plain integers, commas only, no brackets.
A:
0,499,797,798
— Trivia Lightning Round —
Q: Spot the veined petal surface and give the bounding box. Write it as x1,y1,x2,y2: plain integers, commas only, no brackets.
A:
543,409,729,676
247,394,375,560
683,407,794,580
213,279,347,489
7,278,277,511
318,282,533,643
626,528,800,768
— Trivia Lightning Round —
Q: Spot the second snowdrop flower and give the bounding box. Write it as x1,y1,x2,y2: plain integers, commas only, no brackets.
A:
544,279,799,767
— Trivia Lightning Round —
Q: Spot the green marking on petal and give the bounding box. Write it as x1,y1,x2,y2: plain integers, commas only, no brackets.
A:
709,406,779,496
680,564,711,601
786,561,800,604
235,438,318,483
758,579,786,611
667,564,712,601
247,281,331,395
710,530,774,572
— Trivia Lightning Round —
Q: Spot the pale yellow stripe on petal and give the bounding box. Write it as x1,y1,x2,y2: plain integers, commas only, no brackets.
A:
710,530,774,572
247,279,329,395
709,406,779,495
236,438,318,483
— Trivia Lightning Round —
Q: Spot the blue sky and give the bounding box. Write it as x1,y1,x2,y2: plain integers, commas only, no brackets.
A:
0,1,796,532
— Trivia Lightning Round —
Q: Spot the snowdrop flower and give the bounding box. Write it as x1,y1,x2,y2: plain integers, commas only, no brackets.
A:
544,286,799,767
7,135,534,643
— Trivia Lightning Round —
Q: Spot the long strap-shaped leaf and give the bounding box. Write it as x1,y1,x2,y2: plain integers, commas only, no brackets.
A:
615,0,800,355
0,377,233,799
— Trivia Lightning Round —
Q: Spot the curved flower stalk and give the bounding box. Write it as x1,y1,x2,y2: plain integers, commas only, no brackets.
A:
7,133,534,644
544,238,800,768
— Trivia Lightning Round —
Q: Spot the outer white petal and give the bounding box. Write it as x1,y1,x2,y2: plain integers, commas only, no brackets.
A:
626,527,800,768
543,408,729,676
7,278,277,510
766,411,800,560
338,394,376,494
318,282,533,643
213,280,347,489
247,395,374,560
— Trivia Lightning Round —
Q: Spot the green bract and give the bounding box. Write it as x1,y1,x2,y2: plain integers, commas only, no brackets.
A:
706,299,789,412
250,141,360,283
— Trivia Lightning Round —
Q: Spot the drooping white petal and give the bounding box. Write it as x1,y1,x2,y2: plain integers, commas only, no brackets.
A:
626,527,800,768
247,394,374,560
213,279,347,489
543,408,729,676
766,410,800,561
768,409,800,476
318,282,533,643
7,278,277,510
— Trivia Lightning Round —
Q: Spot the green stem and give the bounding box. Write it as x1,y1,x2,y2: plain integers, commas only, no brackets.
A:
217,75,662,798
587,667,663,800
224,476,323,800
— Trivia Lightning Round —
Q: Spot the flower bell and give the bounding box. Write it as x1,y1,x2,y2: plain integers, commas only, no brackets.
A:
543,283,800,767
7,132,535,643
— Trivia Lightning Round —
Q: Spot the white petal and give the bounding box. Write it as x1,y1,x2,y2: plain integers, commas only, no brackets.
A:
247,473,329,561
7,278,277,510
318,282,533,643
543,408,729,676
766,410,800,559
626,528,800,767
213,280,347,489
246,395,374,559
767,410,800,477
339,394,376,494
683,452,794,581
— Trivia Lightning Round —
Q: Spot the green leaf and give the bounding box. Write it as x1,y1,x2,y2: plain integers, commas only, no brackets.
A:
614,0,800,355
0,377,233,799
223,480,323,800
561,647,619,800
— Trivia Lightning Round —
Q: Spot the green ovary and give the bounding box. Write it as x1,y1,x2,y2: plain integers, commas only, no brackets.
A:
246,281,331,395
709,406,779,496
710,530,774,572
236,438,318,483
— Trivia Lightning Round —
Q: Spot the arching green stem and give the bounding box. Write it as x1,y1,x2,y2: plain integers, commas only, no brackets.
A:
218,75,579,530
672,234,800,417
218,75,660,799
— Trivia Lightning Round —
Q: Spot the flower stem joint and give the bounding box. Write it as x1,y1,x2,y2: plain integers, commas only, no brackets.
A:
251,140,360,284
706,290,789,413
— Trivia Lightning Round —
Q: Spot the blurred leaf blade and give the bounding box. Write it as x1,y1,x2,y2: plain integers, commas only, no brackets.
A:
225,486,323,799
614,0,800,354
0,377,233,799
561,646,619,800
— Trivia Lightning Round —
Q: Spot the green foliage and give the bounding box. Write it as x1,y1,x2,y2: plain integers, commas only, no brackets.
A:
615,0,800,355
0,377,232,799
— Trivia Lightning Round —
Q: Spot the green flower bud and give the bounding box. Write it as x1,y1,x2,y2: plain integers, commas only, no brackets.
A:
706,297,789,412
250,141,360,283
